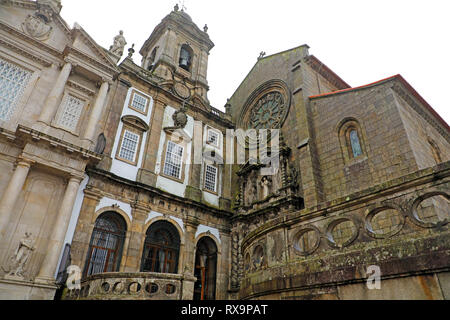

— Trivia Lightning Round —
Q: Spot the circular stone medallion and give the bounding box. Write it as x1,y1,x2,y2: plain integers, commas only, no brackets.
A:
174,82,191,99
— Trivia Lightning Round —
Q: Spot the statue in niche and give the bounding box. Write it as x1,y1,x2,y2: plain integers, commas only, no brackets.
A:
3,233,35,278
260,176,272,199
110,30,127,57
246,181,257,206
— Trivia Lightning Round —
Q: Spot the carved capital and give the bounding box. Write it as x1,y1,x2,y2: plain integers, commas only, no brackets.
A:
15,157,34,169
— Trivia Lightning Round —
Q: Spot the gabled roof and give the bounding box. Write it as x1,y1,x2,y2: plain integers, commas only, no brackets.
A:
309,74,450,133
228,45,350,103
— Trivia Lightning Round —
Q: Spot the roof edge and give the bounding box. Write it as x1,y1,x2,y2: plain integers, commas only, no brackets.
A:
309,74,450,133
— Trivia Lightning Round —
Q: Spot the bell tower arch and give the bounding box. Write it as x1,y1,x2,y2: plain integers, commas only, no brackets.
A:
139,5,214,102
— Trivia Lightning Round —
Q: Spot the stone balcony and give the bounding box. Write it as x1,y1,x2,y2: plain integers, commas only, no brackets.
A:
64,272,197,300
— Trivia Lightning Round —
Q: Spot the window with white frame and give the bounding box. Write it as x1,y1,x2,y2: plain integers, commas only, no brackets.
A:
163,140,184,179
118,129,140,163
57,94,85,131
0,57,32,121
204,164,218,193
129,90,149,114
207,129,220,147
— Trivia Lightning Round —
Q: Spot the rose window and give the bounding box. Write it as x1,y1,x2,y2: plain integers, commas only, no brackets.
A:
249,92,286,129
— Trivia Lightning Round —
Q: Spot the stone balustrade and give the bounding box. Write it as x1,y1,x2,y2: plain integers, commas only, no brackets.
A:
64,272,194,300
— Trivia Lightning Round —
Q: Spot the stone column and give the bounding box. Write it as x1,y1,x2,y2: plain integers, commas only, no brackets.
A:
123,202,147,272
35,176,81,284
181,216,199,300
38,61,72,124
82,81,109,144
0,159,32,240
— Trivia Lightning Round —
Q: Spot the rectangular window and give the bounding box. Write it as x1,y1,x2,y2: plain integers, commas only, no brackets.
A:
163,141,184,179
204,164,218,193
57,94,85,131
129,90,149,114
0,57,32,121
207,129,220,147
118,129,140,163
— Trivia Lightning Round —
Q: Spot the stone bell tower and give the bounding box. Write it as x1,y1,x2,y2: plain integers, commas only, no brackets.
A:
139,4,214,102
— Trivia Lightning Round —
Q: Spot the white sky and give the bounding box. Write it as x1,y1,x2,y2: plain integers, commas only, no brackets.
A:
60,0,450,125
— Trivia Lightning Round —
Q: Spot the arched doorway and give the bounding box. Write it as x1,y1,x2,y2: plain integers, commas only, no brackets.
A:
193,237,217,300
140,220,180,274
84,211,127,277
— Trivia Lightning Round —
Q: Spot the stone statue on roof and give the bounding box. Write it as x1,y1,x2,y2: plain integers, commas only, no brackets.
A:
110,30,127,57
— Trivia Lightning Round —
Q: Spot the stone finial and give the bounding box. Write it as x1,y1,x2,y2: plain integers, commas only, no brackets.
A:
127,44,135,58
203,24,208,33
174,3,179,11
109,30,127,57
258,51,266,60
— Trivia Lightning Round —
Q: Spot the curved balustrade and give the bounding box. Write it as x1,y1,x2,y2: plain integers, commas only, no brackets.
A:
64,272,190,300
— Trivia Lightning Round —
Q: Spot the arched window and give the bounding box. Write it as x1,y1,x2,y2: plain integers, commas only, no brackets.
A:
84,212,126,277
338,118,366,163
141,220,180,274
179,44,192,71
148,46,158,70
428,138,442,164
194,237,217,300
349,129,363,158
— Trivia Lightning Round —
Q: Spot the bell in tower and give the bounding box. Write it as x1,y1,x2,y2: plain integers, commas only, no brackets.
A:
179,45,192,71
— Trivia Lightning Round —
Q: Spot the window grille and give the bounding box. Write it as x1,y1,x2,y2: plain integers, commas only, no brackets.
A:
141,221,180,274
204,165,217,192
0,58,31,121
130,92,148,113
58,95,84,131
84,212,126,277
163,141,184,179
119,130,140,162
207,129,219,147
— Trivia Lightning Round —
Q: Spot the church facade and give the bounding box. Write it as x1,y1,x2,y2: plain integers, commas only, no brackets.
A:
0,0,449,300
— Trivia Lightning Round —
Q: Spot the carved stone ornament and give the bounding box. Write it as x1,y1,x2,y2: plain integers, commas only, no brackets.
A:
172,108,188,128
22,13,53,41
173,81,191,100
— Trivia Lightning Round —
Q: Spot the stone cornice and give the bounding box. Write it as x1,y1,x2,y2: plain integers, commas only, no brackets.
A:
67,80,96,96
391,82,450,143
0,21,62,61
1,0,36,10
86,167,233,219
304,55,350,90
0,37,53,67
64,46,118,78
16,125,102,161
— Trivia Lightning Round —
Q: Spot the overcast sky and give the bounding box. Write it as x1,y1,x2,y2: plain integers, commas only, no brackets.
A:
60,0,449,124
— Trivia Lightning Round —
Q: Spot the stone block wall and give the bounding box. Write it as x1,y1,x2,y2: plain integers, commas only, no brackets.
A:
238,161,450,300
312,80,421,201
